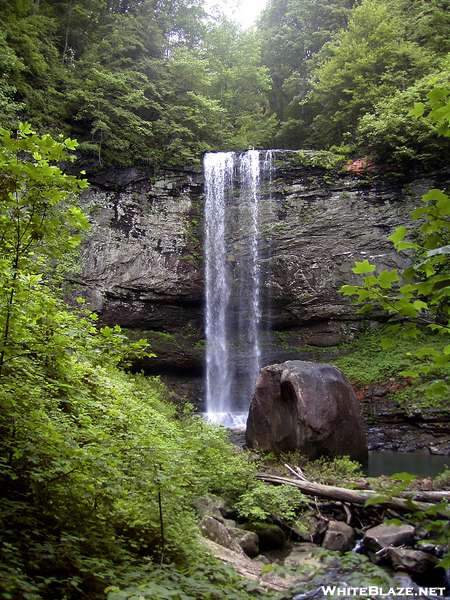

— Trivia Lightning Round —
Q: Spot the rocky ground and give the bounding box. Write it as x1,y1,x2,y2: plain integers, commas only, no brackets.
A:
196,482,450,600
359,382,450,455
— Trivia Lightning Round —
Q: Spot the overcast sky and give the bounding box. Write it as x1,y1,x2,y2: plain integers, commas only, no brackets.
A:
205,0,268,29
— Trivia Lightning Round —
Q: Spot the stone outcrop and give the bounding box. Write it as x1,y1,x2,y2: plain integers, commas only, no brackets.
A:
74,156,450,379
245,360,368,463
73,166,205,340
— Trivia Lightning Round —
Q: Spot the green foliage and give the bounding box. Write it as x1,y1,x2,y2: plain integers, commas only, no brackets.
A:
301,455,362,482
435,465,450,488
235,482,308,522
259,451,362,484
106,561,281,600
355,68,450,165
306,0,434,147
0,126,262,599
201,20,278,151
291,149,348,170
0,123,88,373
334,324,450,387
257,0,353,148
1,0,449,166
364,473,450,568
339,86,450,400
258,0,450,162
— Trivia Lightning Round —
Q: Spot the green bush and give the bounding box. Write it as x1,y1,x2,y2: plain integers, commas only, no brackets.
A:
0,126,258,599
332,325,450,386
235,481,308,522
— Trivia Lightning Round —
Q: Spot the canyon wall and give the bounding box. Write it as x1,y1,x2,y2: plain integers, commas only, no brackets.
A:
73,153,450,393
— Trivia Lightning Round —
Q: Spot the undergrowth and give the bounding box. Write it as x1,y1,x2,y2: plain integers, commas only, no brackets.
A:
0,365,258,599
332,323,450,388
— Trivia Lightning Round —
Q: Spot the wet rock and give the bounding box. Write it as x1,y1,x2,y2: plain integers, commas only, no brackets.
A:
77,160,450,384
363,523,415,553
193,495,227,521
228,528,260,557
246,361,368,463
322,521,355,553
242,523,286,551
198,516,243,553
388,547,447,587
388,547,439,575
200,537,294,591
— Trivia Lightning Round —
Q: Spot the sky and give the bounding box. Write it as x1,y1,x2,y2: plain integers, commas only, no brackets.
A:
205,0,269,29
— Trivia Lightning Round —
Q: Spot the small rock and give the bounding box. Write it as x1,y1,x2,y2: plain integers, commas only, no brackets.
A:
388,547,439,575
193,495,226,521
322,521,355,553
242,523,286,551
363,523,415,553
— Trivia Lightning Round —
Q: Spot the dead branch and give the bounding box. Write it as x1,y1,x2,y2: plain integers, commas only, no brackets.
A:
256,473,450,519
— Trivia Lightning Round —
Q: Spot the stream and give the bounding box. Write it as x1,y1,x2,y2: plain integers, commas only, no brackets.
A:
365,450,450,478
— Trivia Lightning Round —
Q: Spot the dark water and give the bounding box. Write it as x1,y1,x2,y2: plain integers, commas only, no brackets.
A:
364,451,450,478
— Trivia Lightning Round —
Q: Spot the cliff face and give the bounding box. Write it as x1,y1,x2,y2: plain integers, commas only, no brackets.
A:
75,166,205,335
74,153,450,376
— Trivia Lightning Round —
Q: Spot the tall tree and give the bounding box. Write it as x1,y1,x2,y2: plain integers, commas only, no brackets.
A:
203,17,277,150
303,0,434,147
257,0,353,147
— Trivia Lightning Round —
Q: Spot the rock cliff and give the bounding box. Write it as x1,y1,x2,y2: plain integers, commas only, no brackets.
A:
73,153,450,384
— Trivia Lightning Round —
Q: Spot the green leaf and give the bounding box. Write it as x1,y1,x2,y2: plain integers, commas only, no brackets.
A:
352,259,376,274
363,275,378,287
412,300,428,311
389,472,417,483
260,564,275,574
434,354,450,366
380,338,394,349
396,241,417,251
399,370,419,377
416,347,439,358
425,380,448,396
426,87,449,105
388,226,407,244
339,285,358,296
438,555,450,570
378,270,399,289
423,188,449,203
407,102,424,117
402,266,416,282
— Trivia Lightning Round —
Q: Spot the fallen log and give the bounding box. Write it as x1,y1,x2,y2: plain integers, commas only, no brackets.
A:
256,473,450,519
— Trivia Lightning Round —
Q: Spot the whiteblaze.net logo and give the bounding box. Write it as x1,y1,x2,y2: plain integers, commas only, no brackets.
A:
320,586,447,597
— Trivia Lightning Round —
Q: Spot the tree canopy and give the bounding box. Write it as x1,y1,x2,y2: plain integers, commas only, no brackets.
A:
1,0,449,167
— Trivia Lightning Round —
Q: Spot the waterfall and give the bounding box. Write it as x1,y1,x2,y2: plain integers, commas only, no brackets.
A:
204,152,234,417
204,150,272,424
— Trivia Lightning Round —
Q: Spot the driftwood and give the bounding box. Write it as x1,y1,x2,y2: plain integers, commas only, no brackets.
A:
256,472,450,519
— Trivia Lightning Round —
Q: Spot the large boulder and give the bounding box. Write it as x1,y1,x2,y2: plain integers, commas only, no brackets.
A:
246,361,367,463
363,522,415,553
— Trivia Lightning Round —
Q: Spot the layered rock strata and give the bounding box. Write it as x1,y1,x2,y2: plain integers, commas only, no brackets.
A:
74,155,450,377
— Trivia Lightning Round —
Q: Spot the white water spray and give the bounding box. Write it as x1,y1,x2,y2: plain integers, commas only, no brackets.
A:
204,152,234,417
204,150,272,424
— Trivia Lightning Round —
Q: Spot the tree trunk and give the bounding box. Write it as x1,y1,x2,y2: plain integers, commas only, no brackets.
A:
256,473,450,519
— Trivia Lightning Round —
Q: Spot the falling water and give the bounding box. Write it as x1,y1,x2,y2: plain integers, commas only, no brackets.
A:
237,150,262,402
204,150,273,424
204,152,234,417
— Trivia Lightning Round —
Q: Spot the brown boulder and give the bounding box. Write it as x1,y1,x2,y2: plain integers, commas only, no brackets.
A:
246,361,367,463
